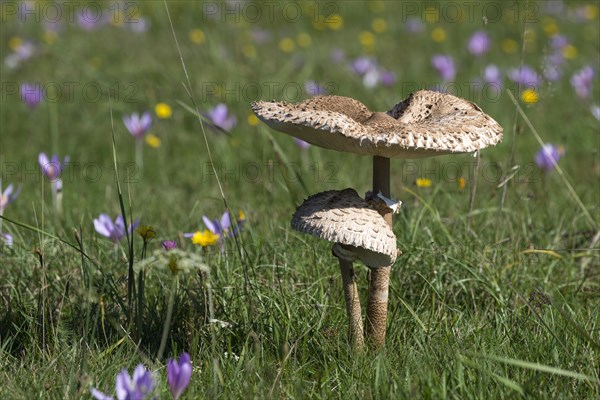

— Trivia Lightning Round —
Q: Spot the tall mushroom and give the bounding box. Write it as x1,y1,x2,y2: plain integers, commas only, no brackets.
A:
291,188,398,348
252,90,503,348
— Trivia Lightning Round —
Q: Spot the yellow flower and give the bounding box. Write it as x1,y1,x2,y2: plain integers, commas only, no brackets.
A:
521,89,538,104
458,177,466,190
372,18,387,33
242,44,256,59
562,44,577,59
542,18,558,36
501,38,518,54
584,4,598,20
189,29,205,44
279,37,295,53
43,31,58,45
191,230,219,246
359,31,375,47
327,14,344,30
312,16,326,31
247,114,260,126
238,210,246,221
145,134,161,148
138,225,156,242
297,32,312,47
416,178,432,188
8,37,22,51
431,27,446,43
155,103,172,119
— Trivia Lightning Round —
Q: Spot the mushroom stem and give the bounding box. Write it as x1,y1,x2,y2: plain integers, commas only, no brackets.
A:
338,257,365,350
367,156,392,348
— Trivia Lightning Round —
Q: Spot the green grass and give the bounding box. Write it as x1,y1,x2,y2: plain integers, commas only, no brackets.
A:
1,1,599,398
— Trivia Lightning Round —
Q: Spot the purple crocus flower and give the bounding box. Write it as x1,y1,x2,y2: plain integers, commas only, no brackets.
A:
123,112,152,140
379,70,397,87
467,31,490,56
91,364,156,400
431,55,456,82
304,81,326,96
551,34,568,50
15,40,36,60
405,17,425,33
77,9,108,31
126,17,150,34
591,104,600,121
535,144,564,171
330,48,346,64
483,64,503,87
251,28,273,44
294,137,311,149
543,62,562,82
0,232,13,247
207,104,237,132
570,66,595,99
544,0,565,15
508,65,541,87
0,180,21,213
94,214,139,244
162,240,178,251
167,353,192,400
38,152,69,181
20,83,42,109
184,210,244,248
350,57,377,76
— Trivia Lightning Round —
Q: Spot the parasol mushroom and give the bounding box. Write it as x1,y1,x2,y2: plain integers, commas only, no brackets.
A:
252,90,503,348
291,188,398,348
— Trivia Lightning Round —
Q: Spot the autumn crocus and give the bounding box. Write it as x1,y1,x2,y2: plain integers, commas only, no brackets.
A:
467,31,490,56
124,111,152,171
39,152,69,212
124,112,152,140
0,232,13,247
91,364,156,400
570,66,595,99
535,144,564,171
483,64,502,88
167,353,192,399
0,180,21,215
20,83,42,109
207,104,237,132
94,213,139,255
508,65,541,87
185,211,245,250
94,214,139,243
304,80,326,96
0,180,20,246
431,55,456,82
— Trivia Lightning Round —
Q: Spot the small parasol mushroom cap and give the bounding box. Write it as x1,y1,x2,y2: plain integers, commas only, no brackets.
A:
292,188,397,268
252,90,502,158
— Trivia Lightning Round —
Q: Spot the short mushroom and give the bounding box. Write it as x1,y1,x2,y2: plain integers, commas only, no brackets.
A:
252,90,503,348
291,188,398,348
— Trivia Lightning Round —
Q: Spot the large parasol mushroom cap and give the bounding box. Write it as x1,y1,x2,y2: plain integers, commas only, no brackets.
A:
292,188,398,268
252,90,502,158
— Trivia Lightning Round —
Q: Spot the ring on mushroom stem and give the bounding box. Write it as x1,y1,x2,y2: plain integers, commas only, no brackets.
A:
332,243,358,262
253,90,503,349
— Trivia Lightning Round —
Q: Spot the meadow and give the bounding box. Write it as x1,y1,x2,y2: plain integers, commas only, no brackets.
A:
1,0,599,398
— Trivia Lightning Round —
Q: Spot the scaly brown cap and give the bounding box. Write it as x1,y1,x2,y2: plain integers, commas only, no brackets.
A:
291,188,397,268
252,90,502,158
